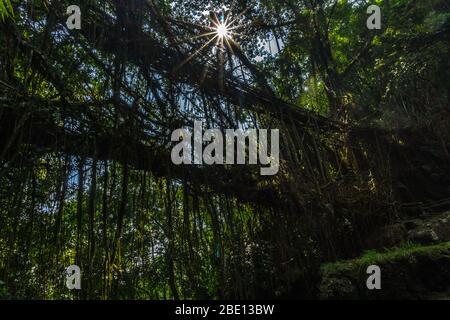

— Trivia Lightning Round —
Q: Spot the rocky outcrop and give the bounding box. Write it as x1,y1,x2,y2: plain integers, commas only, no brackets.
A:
319,243,450,300
406,212,450,244
366,211,450,249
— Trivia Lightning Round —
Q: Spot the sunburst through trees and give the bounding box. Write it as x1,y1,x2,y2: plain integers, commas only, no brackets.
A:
172,6,253,91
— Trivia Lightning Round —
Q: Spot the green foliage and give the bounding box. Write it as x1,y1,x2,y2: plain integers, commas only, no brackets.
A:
0,0,13,21
0,0,449,300
322,242,450,273
0,280,7,298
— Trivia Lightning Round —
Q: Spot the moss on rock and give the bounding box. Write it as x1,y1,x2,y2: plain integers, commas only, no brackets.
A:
319,242,450,299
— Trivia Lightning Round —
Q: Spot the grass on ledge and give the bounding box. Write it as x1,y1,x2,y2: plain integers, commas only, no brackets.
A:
322,242,450,274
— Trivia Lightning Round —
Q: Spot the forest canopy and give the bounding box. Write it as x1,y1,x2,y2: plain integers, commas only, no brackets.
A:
0,0,449,300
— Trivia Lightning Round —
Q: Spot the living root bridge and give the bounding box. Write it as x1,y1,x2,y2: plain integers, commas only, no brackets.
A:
0,97,281,208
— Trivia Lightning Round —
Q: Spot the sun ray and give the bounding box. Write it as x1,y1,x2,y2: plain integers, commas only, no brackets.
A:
218,36,225,93
173,35,219,71
227,24,243,31
172,31,218,46
226,6,252,28
214,32,222,48
223,36,235,56
173,5,252,87
171,18,217,32
216,24,229,38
